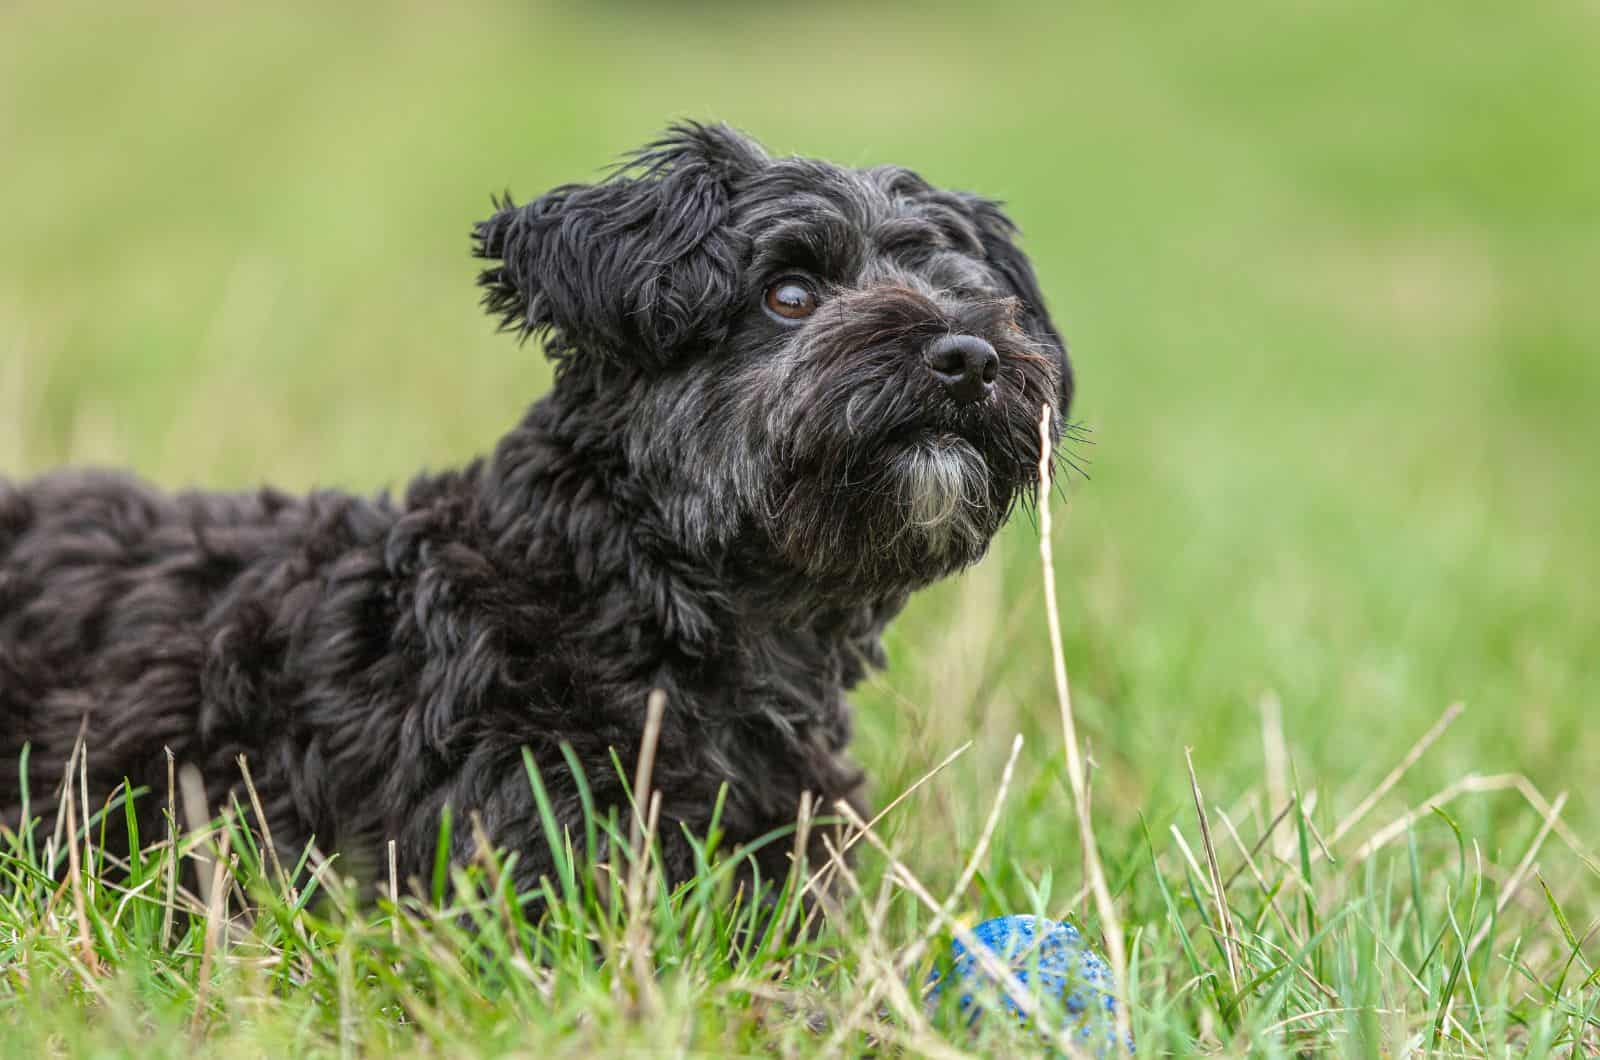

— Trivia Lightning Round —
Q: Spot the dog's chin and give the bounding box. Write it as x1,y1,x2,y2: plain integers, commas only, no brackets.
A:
766,431,1006,591
889,433,990,552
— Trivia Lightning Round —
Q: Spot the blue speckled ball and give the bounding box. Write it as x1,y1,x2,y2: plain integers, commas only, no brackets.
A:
926,915,1132,1056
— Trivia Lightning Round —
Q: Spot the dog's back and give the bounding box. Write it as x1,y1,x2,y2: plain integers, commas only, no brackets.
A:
0,470,392,851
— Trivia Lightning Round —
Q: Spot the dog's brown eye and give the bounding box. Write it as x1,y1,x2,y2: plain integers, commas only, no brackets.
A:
764,279,818,321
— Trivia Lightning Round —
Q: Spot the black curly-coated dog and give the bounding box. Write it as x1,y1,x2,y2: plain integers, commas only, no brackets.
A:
0,124,1070,900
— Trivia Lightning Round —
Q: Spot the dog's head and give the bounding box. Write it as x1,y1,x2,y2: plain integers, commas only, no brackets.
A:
475,123,1072,596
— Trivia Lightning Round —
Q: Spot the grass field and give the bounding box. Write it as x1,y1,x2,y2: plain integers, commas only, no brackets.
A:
3,1,1598,1055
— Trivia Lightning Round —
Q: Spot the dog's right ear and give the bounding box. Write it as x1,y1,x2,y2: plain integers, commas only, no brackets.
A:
958,195,1074,418
474,123,763,370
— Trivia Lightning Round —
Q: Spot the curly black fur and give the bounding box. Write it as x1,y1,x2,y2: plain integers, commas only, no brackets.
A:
0,123,1071,901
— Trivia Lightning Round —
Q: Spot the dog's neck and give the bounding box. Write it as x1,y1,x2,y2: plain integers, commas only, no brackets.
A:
466,377,907,674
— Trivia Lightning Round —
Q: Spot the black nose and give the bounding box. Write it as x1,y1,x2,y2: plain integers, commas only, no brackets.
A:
924,334,999,404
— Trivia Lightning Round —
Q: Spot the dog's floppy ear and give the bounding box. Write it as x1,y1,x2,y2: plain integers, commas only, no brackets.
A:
474,123,762,370
963,196,1074,416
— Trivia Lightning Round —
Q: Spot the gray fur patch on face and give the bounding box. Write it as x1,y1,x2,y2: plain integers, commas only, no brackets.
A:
889,435,989,554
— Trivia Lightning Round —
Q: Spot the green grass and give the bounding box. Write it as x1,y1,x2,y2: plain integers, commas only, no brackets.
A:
3,1,1598,1055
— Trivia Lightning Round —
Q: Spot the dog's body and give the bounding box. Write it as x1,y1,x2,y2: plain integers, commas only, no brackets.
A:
0,125,1070,897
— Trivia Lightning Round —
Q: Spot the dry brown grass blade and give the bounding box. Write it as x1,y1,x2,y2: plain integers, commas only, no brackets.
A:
1259,692,1292,862
48,716,92,870
1354,773,1588,863
388,838,401,947
1037,403,1131,1050
162,746,178,949
190,826,233,1041
801,739,973,903
929,734,1024,933
1232,704,1471,902
825,734,1025,1042
236,753,297,905
1186,748,1241,995
814,833,969,1060
78,731,94,898
785,788,815,912
61,729,100,975
1215,807,1339,1006
834,799,1090,1059
1216,807,1297,946
177,762,215,910
629,689,667,858
1168,824,1211,897
1466,790,1568,959
1223,798,1297,890
619,687,668,1018
1326,702,1464,849
622,788,663,1019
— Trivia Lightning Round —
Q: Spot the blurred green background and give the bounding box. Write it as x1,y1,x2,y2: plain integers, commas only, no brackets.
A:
3,1,1596,881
